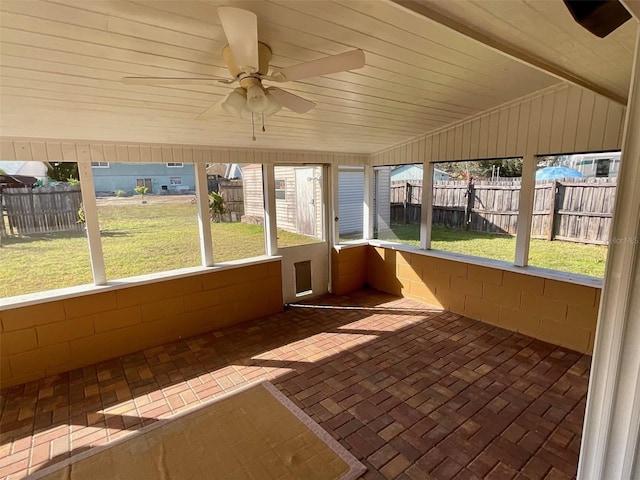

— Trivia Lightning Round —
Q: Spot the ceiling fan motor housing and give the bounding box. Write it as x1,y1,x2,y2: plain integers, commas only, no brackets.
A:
222,42,272,77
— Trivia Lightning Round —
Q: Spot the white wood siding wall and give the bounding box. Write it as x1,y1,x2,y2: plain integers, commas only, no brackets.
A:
370,84,626,165
375,167,392,235
0,139,368,166
338,167,365,236
274,166,298,233
241,165,264,218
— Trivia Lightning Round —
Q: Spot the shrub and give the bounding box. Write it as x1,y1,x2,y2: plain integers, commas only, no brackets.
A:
77,203,85,224
209,191,226,222
115,189,126,197
134,185,148,196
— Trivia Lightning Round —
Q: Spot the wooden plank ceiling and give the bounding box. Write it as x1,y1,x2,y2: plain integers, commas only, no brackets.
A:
0,0,635,154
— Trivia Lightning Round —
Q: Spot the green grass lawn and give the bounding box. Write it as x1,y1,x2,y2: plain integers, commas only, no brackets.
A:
1,201,607,298
380,224,607,277
0,201,316,298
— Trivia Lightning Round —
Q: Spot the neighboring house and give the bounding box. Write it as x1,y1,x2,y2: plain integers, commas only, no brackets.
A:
0,160,49,181
242,164,324,237
90,162,196,195
390,164,450,182
242,165,392,238
568,151,621,178
338,167,365,236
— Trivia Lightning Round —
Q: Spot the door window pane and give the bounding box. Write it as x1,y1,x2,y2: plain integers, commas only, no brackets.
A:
274,165,324,248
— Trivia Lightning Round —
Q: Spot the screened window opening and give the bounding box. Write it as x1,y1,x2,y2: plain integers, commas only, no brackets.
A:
429,159,522,263
0,162,92,297
208,163,265,262
96,162,200,279
373,164,421,246
528,152,619,277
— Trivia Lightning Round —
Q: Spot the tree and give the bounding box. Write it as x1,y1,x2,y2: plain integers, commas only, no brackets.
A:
47,162,79,182
0,168,6,175
537,155,571,168
436,158,523,180
477,158,523,178
436,161,484,180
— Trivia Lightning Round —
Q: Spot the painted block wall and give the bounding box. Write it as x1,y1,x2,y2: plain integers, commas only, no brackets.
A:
331,246,368,295
2,245,602,389
366,247,600,354
0,261,283,388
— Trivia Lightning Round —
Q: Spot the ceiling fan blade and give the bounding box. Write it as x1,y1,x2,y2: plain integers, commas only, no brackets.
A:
197,96,226,120
267,87,315,114
218,7,259,73
272,49,365,82
122,76,234,85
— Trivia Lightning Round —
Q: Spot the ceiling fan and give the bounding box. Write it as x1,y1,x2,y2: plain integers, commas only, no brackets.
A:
122,7,366,139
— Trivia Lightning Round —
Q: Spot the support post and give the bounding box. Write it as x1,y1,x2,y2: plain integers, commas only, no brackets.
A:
330,164,339,246
578,29,640,480
514,153,537,266
363,165,374,240
420,162,434,249
547,180,558,241
194,162,214,267
262,164,278,256
77,162,106,285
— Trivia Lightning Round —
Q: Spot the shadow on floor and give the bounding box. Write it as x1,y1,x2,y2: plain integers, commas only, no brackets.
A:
0,289,590,480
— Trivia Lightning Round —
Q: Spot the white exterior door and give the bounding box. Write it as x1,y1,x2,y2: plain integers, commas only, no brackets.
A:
272,165,329,304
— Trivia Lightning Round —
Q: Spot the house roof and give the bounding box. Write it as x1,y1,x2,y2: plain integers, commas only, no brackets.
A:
391,164,449,178
0,1,636,154
0,161,27,175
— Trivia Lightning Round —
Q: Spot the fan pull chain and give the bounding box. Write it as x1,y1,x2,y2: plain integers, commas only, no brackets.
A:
262,113,266,132
251,113,256,141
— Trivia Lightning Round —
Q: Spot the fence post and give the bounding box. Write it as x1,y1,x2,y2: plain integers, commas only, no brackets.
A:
0,191,4,245
547,180,558,241
464,179,474,231
403,182,410,224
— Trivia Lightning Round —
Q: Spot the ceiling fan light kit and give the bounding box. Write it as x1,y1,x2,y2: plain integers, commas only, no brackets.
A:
122,6,366,140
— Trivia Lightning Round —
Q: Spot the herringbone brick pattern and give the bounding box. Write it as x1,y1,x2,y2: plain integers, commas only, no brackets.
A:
0,290,590,479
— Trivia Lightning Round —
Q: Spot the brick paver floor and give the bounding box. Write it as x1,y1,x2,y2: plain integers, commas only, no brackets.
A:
0,289,590,479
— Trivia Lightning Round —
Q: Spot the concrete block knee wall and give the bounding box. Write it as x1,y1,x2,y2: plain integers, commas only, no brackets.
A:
2,246,601,388
331,245,600,355
0,260,283,388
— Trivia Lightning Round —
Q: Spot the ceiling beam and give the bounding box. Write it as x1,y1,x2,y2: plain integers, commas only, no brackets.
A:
389,0,628,106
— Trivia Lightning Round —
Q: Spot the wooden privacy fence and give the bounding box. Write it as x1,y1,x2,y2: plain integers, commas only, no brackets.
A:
0,186,83,237
390,181,423,224
390,178,616,245
218,180,244,222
